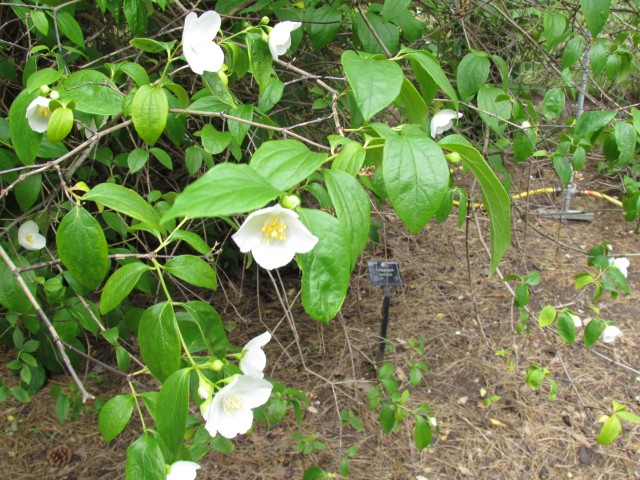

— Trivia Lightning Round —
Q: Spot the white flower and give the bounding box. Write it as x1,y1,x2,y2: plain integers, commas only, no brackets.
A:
521,121,531,129
608,257,630,278
570,314,582,328
166,461,200,480
231,204,318,270
26,96,52,133
240,331,271,378
182,11,225,74
602,325,623,344
18,221,46,250
430,109,463,138
268,21,302,60
203,375,273,439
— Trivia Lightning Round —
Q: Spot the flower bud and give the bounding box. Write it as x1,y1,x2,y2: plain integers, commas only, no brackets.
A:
280,194,301,210
39,85,51,95
218,70,228,87
211,359,224,371
259,16,270,26
445,152,462,164
49,90,60,100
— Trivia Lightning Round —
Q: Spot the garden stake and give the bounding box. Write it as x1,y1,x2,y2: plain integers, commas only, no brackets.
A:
367,261,403,362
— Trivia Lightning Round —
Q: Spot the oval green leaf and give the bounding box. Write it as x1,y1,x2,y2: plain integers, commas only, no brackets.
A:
56,206,110,291
164,255,217,290
100,262,152,315
132,85,168,146
138,302,180,382
99,394,134,442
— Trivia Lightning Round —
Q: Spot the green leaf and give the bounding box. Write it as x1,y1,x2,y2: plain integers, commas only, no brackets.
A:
477,85,511,135
407,49,458,109
127,148,149,173
125,433,165,480
302,466,329,480
513,130,535,163
8,89,41,164
331,140,366,176
26,68,61,93
202,71,238,109
247,33,272,94
258,77,284,113
132,85,168,146
31,9,49,35
15,173,42,212
544,11,567,49
341,51,403,122
180,301,227,357
123,0,148,36
156,368,191,459
83,183,162,232
118,61,150,86
56,11,85,48
100,262,152,315
99,394,134,441
562,35,585,70
575,110,615,138
457,52,490,101
47,107,74,143
164,163,283,221
381,0,410,22
617,411,640,424
129,37,174,54
572,146,586,170
298,209,351,323
149,147,173,170
542,88,565,120
590,42,607,74
414,415,433,450
57,207,110,291
55,394,70,422
557,312,576,345
227,104,253,145
58,70,123,115
614,121,636,166
383,126,449,234
580,0,611,38
538,305,557,327
438,136,511,274
597,415,621,445
250,140,327,191
324,169,371,270
399,78,428,125
169,230,211,255
138,302,180,381
164,255,217,290
354,11,399,55
380,403,395,433
305,5,342,50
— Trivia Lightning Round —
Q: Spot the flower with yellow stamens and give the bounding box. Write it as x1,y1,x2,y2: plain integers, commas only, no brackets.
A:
232,204,318,270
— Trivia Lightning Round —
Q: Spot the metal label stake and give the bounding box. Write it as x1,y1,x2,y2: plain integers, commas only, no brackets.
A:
367,260,402,362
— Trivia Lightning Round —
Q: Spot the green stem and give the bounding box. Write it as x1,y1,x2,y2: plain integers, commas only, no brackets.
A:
128,380,147,432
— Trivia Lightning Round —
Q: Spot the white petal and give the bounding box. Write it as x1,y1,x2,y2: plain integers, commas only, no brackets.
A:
183,41,224,74
182,12,198,44
244,331,271,350
285,216,318,254
27,233,47,250
167,461,200,480
26,97,51,133
570,314,582,328
232,213,267,253
193,10,221,42
268,21,302,60
234,375,273,409
251,241,296,270
218,407,253,438
430,109,462,138
240,348,267,378
602,325,623,343
609,257,630,278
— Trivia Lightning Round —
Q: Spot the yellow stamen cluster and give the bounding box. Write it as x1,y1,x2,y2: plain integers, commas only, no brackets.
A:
25,233,33,244
38,105,50,117
223,395,243,414
261,217,287,244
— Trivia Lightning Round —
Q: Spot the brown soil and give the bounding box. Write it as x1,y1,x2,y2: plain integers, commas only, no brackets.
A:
2,162,639,480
